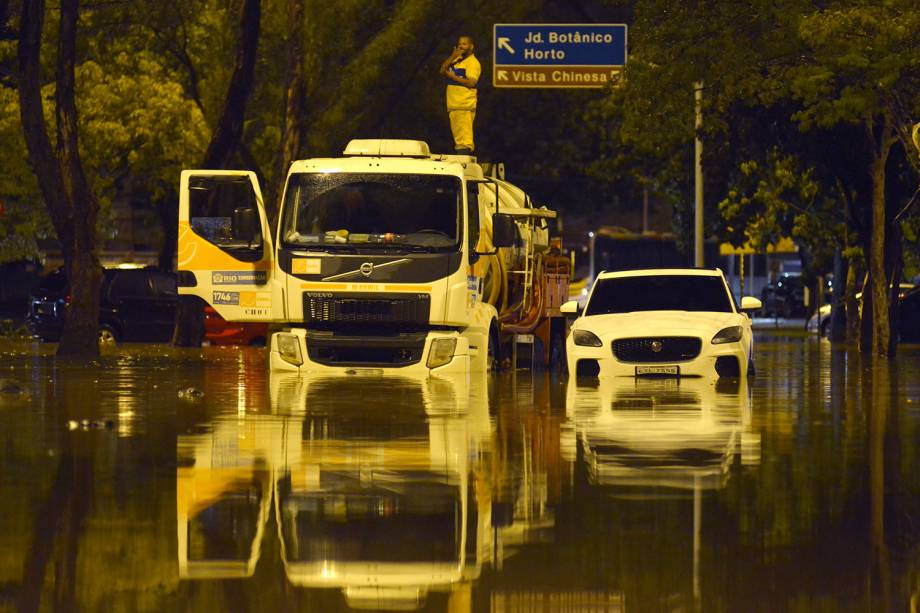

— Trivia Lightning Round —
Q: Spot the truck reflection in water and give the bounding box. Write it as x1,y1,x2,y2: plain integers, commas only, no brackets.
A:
274,374,491,610
567,377,761,492
176,371,504,610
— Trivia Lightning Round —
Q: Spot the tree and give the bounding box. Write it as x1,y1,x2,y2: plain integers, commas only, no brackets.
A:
172,0,261,347
593,0,920,356
18,0,102,357
265,0,304,226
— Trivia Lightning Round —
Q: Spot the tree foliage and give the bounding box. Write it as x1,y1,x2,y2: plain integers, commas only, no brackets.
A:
591,0,920,354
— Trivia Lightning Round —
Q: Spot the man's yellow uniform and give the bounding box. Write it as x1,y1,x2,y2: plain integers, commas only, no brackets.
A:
446,54,481,154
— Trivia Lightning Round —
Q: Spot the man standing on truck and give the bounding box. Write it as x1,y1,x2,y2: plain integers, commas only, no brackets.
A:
439,35,481,155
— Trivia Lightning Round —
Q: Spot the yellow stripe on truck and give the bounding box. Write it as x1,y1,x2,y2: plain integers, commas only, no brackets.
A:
300,282,433,292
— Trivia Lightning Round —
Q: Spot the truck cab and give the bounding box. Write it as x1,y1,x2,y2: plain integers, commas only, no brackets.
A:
178,139,566,375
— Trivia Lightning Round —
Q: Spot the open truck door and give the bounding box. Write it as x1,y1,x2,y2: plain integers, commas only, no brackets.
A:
178,170,280,322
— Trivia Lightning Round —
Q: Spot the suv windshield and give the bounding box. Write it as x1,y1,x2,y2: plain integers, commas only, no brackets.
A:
281,173,461,251
587,274,733,315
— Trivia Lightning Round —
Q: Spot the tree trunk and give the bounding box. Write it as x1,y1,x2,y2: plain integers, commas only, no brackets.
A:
173,0,261,348
886,220,902,357
829,248,846,342
860,272,874,354
867,115,893,357
155,192,178,271
845,258,860,343
56,0,101,357
267,0,305,228
18,0,100,358
201,0,261,169
18,0,72,257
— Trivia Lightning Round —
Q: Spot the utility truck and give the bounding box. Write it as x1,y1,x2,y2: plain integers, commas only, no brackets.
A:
177,139,570,374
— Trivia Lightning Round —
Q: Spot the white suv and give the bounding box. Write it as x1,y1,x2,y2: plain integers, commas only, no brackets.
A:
562,268,762,379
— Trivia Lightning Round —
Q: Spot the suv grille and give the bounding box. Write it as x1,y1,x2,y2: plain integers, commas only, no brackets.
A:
613,337,702,363
303,292,430,327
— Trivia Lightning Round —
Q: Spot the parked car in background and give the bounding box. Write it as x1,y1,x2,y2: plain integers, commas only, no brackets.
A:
27,267,177,343
900,288,920,342
807,284,919,339
204,306,268,346
562,268,762,379
806,283,915,336
759,273,806,318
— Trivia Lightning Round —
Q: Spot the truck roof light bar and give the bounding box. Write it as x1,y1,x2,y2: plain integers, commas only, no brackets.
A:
343,139,432,158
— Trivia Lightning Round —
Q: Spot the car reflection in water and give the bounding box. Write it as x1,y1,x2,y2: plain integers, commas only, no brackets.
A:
176,371,497,610
568,377,761,491
566,376,761,606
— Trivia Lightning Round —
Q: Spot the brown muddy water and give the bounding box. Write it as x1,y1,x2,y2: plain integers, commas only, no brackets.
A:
1,332,919,612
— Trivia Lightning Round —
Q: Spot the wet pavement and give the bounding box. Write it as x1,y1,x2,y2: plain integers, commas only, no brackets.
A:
1,332,919,612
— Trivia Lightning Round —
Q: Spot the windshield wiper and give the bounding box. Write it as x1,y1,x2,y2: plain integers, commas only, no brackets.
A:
402,245,447,253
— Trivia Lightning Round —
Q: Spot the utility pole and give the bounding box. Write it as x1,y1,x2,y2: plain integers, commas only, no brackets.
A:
694,81,704,267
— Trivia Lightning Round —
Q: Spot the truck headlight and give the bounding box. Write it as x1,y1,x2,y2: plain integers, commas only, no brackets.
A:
276,333,303,366
427,338,457,369
711,325,742,344
572,329,603,347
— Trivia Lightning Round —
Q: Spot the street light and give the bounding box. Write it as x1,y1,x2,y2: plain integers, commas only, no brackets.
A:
694,81,704,267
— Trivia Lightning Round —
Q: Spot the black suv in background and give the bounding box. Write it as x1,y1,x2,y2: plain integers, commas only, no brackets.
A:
27,267,177,343
759,273,807,318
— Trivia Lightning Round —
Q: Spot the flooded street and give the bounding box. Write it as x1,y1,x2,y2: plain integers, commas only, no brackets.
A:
1,332,920,612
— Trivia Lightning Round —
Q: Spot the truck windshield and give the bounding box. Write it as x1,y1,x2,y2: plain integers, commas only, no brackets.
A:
281,173,461,251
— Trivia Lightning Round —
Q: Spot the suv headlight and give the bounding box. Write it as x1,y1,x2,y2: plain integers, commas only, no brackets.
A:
276,333,303,366
572,329,603,347
711,325,743,344
427,338,457,369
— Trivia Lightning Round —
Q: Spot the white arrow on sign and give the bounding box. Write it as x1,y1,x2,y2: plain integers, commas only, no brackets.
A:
498,37,515,54
497,70,508,81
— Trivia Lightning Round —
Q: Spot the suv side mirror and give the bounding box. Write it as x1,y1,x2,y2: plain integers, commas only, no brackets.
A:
560,300,580,316
492,213,516,248
232,207,257,243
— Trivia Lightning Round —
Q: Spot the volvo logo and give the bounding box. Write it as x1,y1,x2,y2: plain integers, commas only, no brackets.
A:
322,258,409,282
650,340,663,353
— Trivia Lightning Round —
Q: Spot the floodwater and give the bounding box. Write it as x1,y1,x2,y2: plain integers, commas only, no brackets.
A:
1,332,919,612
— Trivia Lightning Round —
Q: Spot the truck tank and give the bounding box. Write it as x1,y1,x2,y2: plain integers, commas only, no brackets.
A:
474,178,570,339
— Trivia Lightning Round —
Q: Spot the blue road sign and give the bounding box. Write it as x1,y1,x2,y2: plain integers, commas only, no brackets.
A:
493,24,628,88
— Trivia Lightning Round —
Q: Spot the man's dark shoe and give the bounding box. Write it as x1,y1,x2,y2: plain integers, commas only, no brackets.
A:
455,147,472,155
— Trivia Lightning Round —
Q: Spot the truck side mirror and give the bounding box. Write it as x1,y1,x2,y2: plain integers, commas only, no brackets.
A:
492,213,515,248
232,207,257,243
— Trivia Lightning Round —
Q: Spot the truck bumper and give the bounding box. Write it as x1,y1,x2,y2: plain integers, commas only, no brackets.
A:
268,329,470,376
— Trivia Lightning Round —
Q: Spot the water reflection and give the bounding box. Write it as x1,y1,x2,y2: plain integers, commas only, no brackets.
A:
565,376,761,609
177,371,497,610
5,339,920,610
567,377,760,492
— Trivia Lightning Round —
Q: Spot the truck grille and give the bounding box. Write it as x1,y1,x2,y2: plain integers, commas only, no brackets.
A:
305,330,426,366
612,337,702,363
303,292,430,327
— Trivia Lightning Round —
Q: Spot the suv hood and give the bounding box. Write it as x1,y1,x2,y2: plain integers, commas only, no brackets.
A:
578,311,743,338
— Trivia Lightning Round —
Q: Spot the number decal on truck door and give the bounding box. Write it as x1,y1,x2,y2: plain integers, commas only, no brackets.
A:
178,170,280,322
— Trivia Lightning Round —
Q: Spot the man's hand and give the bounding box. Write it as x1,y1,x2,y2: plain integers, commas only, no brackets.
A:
440,47,463,75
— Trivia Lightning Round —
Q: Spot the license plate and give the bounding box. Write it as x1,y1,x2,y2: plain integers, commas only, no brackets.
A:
635,365,680,377
344,368,384,376
635,377,679,390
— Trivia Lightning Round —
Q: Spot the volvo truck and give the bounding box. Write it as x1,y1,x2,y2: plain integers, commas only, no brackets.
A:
177,139,570,374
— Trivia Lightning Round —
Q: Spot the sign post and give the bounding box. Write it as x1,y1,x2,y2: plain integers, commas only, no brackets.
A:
493,24,627,89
